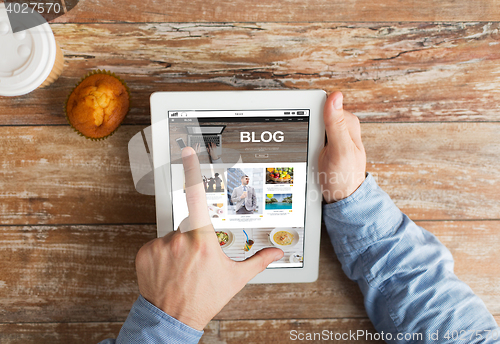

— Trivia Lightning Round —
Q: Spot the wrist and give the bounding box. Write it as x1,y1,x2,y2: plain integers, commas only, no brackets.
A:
322,174,366,204
134,295,205,340
322,173,402,256
143,295,208,331
164,310,207,331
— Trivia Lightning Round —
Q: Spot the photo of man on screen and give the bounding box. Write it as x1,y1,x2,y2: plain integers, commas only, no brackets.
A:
231,175,257,215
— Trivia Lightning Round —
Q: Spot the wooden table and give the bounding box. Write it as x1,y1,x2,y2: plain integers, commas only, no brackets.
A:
1,1,500,342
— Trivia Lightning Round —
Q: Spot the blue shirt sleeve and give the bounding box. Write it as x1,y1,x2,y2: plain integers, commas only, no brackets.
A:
323,173,499,343
98,295,203,344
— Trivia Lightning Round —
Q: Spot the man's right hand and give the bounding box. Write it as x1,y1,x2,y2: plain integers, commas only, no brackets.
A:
240,191,247,199
135,147,283,331
319,92,366,203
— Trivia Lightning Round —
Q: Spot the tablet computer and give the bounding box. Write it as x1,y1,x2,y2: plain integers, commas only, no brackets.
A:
150,90,326,283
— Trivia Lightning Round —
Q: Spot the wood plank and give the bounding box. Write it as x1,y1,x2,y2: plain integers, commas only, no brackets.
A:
0,318,499,344
364,123,500,220
1,123,499,224
50,0,500,23
213,318,383,343
0,319,380,344
0,126,156,225
211,317,500,343
0,222,498,323
0,225,156,323
0,322,124,344
0,321,217,343
2,22,500,125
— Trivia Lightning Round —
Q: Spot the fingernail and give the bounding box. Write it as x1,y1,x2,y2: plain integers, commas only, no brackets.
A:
273,252,283,261
333,96,343,110
181,147,195,157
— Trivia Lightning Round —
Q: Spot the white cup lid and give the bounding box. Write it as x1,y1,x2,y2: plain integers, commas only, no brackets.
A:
0,3,56,97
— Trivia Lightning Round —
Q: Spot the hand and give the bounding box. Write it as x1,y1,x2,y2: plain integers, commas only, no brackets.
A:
319,92,366,203
193,143,204,155
206,142,220,160
135,147,284,331
240,191,247,199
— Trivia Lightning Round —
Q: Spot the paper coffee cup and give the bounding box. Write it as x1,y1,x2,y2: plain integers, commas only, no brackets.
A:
0,3,64,97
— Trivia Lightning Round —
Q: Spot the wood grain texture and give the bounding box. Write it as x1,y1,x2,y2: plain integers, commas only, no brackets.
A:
1,123,499,225
0,225,155,323
1,22,500,125
211,319,381,344
210,317,500,343
2,318,500,344
0,319,378,344
0,126,155,225
364,123,500,220
0,221,498,323
50,0,500,23
0,322,123,344
2,317,499,343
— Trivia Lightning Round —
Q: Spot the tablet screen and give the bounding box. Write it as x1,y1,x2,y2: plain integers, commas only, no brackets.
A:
168,109,309,268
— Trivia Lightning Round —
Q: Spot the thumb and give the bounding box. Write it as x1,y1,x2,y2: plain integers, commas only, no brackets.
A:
324,92,353,152
238,247,284,279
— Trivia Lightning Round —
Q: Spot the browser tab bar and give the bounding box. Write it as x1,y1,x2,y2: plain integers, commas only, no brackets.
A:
168,110,310,118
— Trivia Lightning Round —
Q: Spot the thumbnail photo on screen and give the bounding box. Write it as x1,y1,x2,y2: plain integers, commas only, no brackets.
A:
227,167,263,216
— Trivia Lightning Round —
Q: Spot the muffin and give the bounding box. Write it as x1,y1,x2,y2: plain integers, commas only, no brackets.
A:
66,71,129,139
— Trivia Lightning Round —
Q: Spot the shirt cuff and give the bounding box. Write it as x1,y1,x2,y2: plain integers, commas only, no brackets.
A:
322,173,404,257
116,295,204,344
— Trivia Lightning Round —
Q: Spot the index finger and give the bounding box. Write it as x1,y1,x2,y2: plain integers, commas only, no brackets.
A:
182,147,212,231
